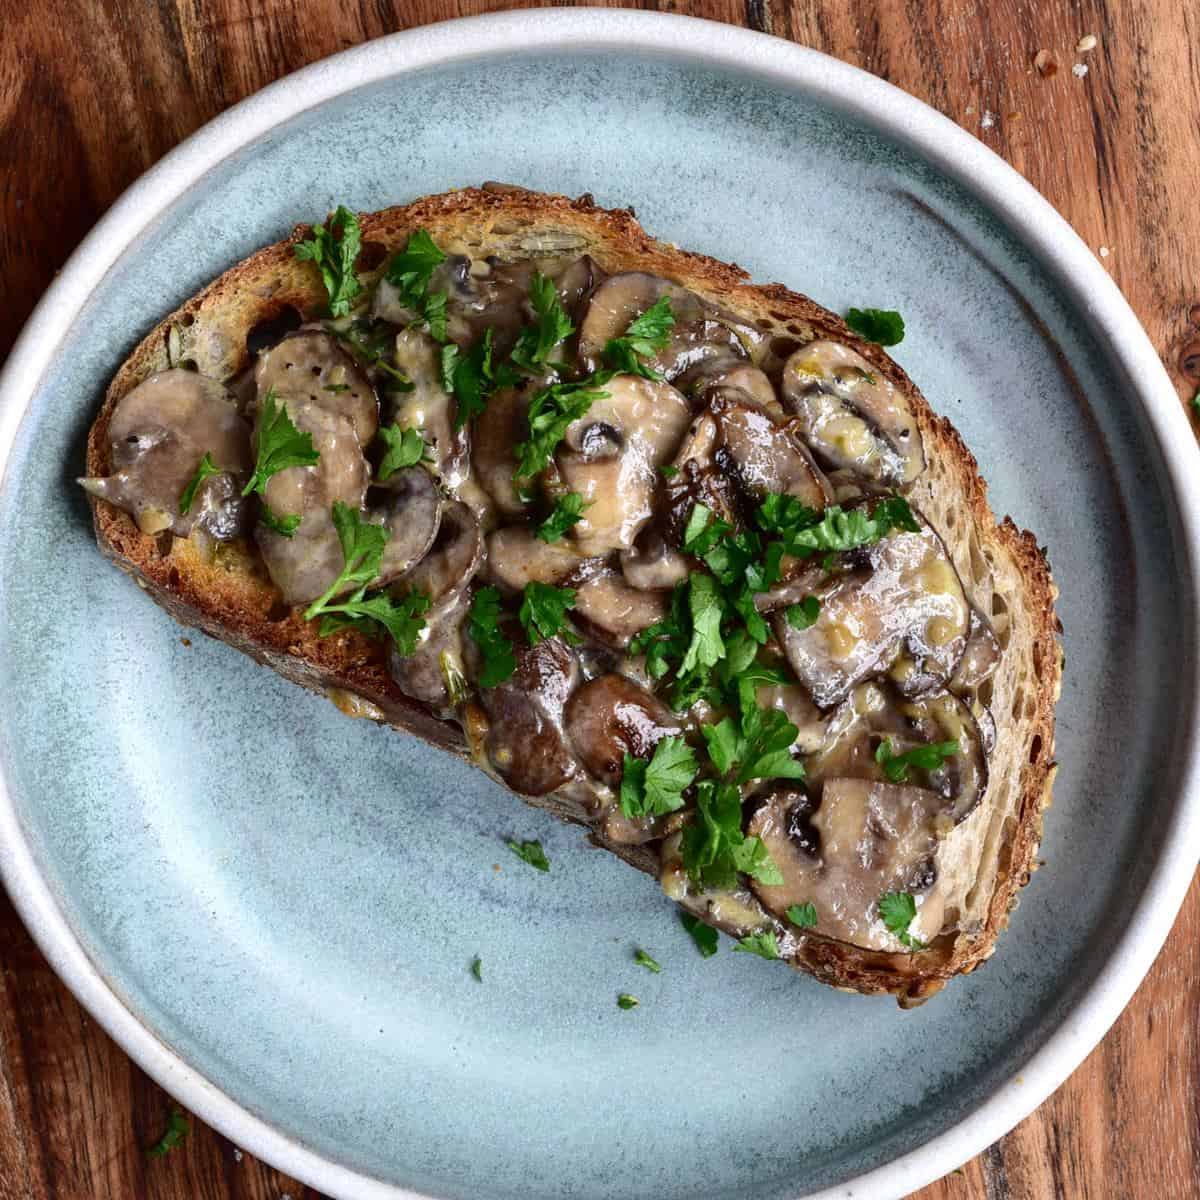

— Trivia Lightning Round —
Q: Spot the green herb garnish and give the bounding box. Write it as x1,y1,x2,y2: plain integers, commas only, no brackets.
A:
874,736,960,784
242,389,320,498
700,700,806,785
787,902,818,929
178,452,222,516
617,993,640,1010
733,930,781,960
376,424,429,480
536,493,589,543
680,780,782,891
620,735,699,819
506,838,550,872
785,596,821,630
259,504,302,538
443,329,522,428
513,374,615,480
845,307,905,346
510,273,575,371
468,586,517,688
603,295,675,379
147,1109,190,1158
294,205,362,318
471,956,483,981
878,891,926,949
680,911,719,958
634,948,662,973
385,228,449,340
519,581,578,646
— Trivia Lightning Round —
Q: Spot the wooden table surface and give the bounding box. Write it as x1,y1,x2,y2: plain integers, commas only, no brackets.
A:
2,2,1198,1197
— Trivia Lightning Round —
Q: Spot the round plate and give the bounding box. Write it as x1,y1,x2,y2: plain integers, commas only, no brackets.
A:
1,12,1197,1200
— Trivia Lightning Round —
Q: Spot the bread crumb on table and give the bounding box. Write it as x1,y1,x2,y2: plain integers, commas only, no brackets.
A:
980,110,995,129
1033,49,1057,77
1099,246,1111,258
1072,62,1089,78
1076,33,1098,52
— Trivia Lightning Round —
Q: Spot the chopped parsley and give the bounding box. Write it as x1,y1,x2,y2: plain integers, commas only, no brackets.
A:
376,424,429,480
617,993,639,1010
786,596,821,630
680,911,719,958
620,735,699,819
385,228,449,340
468,586,517,688
443,329,521,428
259,505,301,538
513,374,615,480
510,273,575,370
506,838,550,872
302,502,430,652
294,205,362,317
536,492,589,543
603,295,675,379
242,389,319,498
878,891,926,949
332,318,403,369
659,463,680,479
470,956,483,982
845,306,905,346
757,493,919,558
679,572,726,675
874,736,960,784
519,582,578,646
178,452,222,516
787,902,818,929
147,1109,190,1158
680,780,782,891
634,948,662,973
733,930,781,960
700,699,806,785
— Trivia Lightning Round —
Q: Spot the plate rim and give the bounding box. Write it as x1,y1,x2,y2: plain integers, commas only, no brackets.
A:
1,10,1198,1199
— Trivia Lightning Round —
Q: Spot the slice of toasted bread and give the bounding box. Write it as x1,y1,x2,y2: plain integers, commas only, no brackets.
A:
86,185,1060,1005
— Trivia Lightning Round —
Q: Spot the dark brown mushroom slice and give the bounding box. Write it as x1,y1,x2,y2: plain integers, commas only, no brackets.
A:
472,386,533,517
555,374,692,556
554,254,603,320
369,467,442,587
770,508,969,709
950,608,1002,691
747,781,947,951
389,328,469,489
388,589,470,712
620,528,691,592
400,500,484,606
573,568,669,649
780,341,924,486
678,356,780,413
79,369,252,540
478,635,581,796
485,526,593,592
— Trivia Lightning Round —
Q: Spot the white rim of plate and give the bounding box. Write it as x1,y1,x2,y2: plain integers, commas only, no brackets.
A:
0,11,1197,1200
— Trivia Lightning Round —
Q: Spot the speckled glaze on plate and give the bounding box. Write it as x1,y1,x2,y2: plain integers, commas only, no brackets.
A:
0,12,1198,1200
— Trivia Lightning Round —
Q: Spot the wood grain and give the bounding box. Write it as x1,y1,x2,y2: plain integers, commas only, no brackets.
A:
1,2,1198,1197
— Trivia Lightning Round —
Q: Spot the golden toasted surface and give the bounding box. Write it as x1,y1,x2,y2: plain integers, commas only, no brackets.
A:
86,185,1060,1002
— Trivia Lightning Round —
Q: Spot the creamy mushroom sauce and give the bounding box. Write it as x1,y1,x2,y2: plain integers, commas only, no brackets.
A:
83,247,1003,958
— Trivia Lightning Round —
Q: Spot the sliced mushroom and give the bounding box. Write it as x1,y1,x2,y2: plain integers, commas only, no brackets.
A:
388,588,470,713
389,328,469,489
79,369,252,539
747,782,947,951
477,634,581,796
573,568,668,648
554,254,603,320
620,529,691,592
950,608,1002,691
472,386,533,516
400,500,484,606
678,356,780,413
369,466,441,587
555,374,691,555
577,273,748,380
255,331,378,447
485,526,591,592
780,341,924,485
770,507,969,708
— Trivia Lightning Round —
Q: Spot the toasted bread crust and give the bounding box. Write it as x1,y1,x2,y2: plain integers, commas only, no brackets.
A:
86,186,1060,1002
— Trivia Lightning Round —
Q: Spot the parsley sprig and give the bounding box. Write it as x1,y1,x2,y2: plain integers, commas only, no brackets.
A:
680,911,719,958
513,373,616,481
295,206,362,317
878,891,926,949
506,838,550,872
147,1109,190,1158
468,586,517,688
385,228,449,341
620,735,699,819
519,582,579,646
376,424,430,480
845,306,905,346
602,295,675,379
787,902,818,929
243,389,320,497
443,328,522,428
537,493,589,543
178,452,222,516
875,736,960,783
733,930,780,960
510,273,575,371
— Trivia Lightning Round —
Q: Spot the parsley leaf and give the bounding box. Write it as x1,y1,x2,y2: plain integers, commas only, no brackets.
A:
536,492,589,543
178,452,222,516
786,596,821,630
701,698,806,786
620,735,699,819
680,911,719,958
629,582,691,682
294,205,362,317
604,295,675,379
845,307,905,346
514,374,614,480
468,586,517,687
617,993,639,1010
519,582,578,646
761,495,919,558
302,502,430,652
385,229,449,340
680,781,782,890
679,572,726,675
510,273,575,370
787,902,818,929
443,329,522,428
506,838,549,872
878,891,926,949
259,504,301,538
470,956,482,981
147,1109,189,1158
634,948,662,973
332,318,403,369
242,389,320,497
874,736,960,783
376,424,429,480
733,930,781,960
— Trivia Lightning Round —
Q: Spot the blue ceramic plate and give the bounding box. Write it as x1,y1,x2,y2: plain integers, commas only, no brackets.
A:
1,13,1198,1200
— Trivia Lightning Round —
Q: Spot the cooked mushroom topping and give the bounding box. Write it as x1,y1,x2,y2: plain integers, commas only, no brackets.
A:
485,526,590,592
255,331,378,446
401,500,483,605
620,529,690,592
472,386,533,517
555,255,603,320
578,272,747,379
771,509,968,708
478,634,580,796
369,466,441,587
679,357,780,413
950,609,1002,691
748,782,947,950
780,341,924,485
389,328,469,489
388,589,470,712
573,568,668,648
555,374,691,555
80,369,252,539
439,256,537,350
